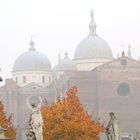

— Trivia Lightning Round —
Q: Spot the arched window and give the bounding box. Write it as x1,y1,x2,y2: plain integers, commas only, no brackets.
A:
23,76,26,84
117,83,130,96
15,77,18,83
42,76,45,83
49,76,51,84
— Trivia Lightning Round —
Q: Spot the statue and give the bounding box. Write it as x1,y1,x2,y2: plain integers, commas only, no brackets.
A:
26,103,43,140
90,9,94,22
106,112,120,140
134,132,140,140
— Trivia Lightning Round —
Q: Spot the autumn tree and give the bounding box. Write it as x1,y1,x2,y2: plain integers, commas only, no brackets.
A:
0,101,16,140
42,87,104,140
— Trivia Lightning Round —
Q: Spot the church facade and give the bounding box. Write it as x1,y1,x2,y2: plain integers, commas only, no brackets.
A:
0,11,139,139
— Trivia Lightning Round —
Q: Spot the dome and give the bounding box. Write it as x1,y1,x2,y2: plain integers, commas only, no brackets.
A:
74,35,113,59
13,41,51,72
74,10,113,60
54,53,77,71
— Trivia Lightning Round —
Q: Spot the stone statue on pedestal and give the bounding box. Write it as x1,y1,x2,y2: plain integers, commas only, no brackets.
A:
26,103,43,140
106,112,120,140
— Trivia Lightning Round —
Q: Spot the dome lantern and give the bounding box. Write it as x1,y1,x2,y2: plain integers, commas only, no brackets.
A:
29,36,36,51
29,40,36,51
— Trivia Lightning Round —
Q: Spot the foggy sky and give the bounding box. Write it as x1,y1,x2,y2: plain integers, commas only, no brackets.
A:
0,0,140,81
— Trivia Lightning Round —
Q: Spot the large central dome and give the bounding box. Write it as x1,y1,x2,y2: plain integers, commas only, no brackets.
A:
74,10,113,60
13,40,51,72
75,35,113,59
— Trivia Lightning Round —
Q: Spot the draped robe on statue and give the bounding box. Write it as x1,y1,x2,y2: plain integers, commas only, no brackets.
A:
29,104,43,140
106,112,120,140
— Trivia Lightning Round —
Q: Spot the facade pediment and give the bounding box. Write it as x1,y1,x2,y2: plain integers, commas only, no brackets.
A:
91,56,140,81
20,82,48,93
95,56,140,70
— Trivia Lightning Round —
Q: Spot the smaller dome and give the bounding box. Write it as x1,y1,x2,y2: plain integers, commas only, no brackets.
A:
13,40,51,72
54,52,77,71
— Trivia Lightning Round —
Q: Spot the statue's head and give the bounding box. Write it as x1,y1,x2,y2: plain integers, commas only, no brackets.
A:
109,112,114,118
26,128,35,139
136,132,140,137
31,103,37,108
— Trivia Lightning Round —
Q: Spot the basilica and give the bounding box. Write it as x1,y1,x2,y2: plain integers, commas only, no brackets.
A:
0,11,140,139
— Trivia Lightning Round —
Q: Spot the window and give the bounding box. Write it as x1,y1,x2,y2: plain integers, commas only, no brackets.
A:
15,77,18,83
32,86,36,90
49,76,51,84
23,76,26,84
42,76,45,83
117,83,130,96
121,59,127,66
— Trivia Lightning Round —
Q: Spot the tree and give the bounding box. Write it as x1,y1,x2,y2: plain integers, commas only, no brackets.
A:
0,101,16,140
41,87,104,140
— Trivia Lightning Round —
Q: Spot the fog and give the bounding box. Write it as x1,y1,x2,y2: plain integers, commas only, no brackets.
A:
0,0,140,80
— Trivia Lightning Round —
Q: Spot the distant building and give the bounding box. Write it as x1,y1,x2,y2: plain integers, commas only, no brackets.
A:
0,11,139,139
74,10,113,71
